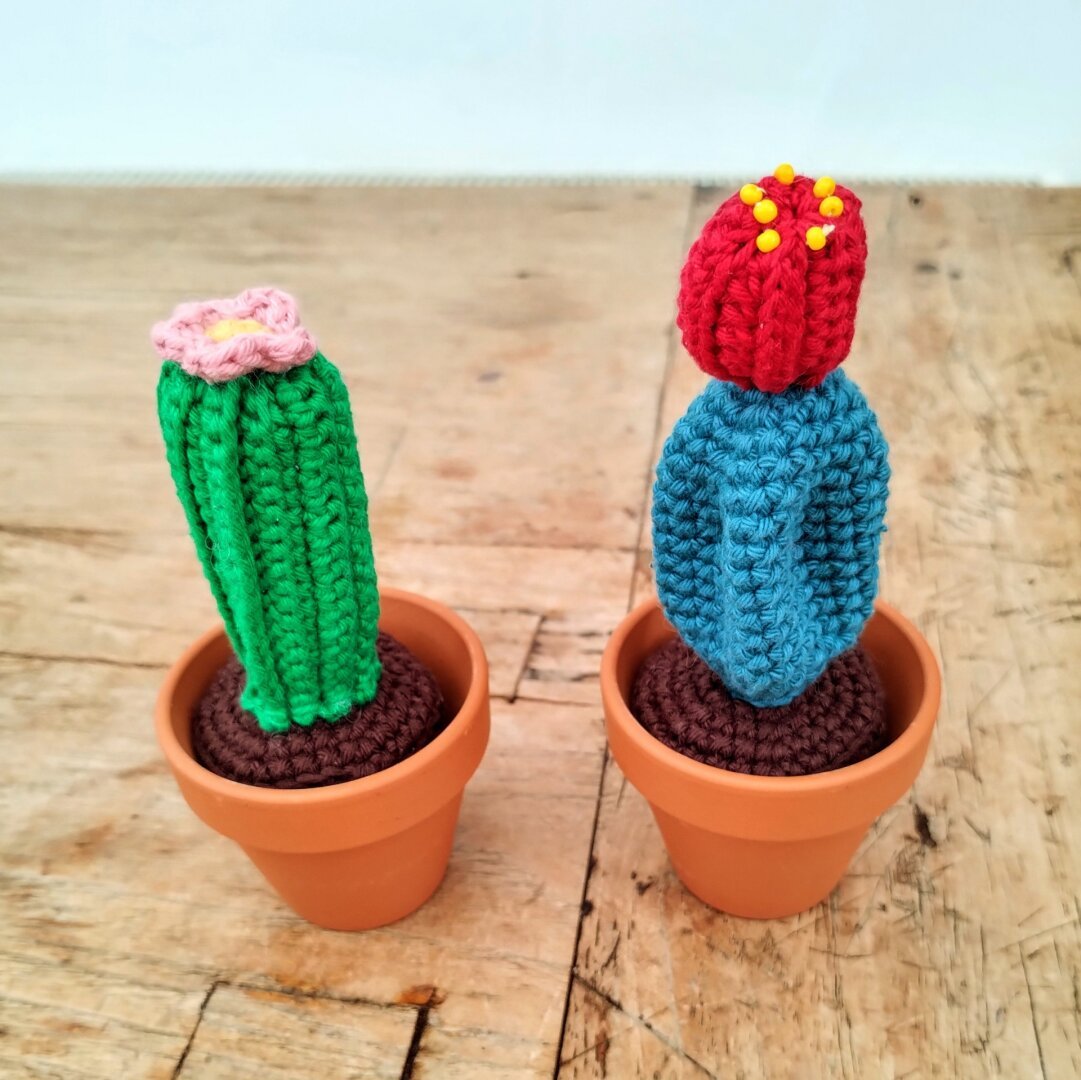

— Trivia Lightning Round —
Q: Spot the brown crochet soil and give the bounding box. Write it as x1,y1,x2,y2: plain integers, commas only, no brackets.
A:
192,632,445,789
631,641,887,777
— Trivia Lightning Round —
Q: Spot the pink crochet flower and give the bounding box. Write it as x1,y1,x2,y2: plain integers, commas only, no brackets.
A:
151,287,318,383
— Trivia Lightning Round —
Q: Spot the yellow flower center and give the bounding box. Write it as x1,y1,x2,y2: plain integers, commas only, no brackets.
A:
205,318,270,342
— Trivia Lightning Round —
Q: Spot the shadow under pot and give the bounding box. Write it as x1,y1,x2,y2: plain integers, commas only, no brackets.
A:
601,597,940,919
155,587,490,931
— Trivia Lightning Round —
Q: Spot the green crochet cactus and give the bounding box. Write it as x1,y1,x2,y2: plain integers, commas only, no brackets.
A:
154,290,380,733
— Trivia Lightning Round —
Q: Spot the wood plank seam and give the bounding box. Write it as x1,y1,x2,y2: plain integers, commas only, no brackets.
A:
167,977,441,1079
624,183,703,599
551,757,611,1080
551,182,698,1080
0,650,167,671
171,978,220,1080
509,612,545,703
399,1003,432,1080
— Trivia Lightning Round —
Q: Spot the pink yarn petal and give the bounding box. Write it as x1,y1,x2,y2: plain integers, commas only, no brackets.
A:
151,286,318,383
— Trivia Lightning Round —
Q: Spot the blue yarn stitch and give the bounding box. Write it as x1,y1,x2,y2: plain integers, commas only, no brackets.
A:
652,370,889,707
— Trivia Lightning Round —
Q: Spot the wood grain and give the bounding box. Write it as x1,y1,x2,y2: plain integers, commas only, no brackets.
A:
1,181,1078,1078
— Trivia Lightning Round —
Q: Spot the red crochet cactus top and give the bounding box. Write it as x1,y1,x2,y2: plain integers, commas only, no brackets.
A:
677,166,868,394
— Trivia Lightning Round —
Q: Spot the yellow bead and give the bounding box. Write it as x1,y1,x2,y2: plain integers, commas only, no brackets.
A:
753,198,778,224
819,195,844,217
205,318,270,341
813,176,836,198
805,226,827,251
739,183,764,205
756,229,781,253
773,163,795,185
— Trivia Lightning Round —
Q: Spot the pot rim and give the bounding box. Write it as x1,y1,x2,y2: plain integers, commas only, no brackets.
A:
155,586,489,813
602,596,941,837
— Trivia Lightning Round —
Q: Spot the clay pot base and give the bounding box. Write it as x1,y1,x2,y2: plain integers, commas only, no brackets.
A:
631,641,887,777
193,632,445,789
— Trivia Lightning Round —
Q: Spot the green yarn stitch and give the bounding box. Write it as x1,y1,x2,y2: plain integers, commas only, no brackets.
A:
158,354,381,732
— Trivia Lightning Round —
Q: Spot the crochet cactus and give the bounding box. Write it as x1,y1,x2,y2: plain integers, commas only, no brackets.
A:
653,167,890,707
154,288,381,732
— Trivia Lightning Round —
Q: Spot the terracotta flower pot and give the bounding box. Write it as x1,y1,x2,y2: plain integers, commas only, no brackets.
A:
155,587,490,931
601,597,940,919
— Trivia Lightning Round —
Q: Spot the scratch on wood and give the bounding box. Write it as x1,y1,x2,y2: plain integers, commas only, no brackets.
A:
964,816,991,843
561,976,718,1078
599,932,621,972
371,426,407,495
1019,945,1050,1080
913,805,938,849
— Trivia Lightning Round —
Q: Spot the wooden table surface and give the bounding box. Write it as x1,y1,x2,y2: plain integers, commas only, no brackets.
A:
2,182,1079,1079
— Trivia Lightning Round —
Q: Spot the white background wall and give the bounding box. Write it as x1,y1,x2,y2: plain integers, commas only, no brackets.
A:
3,1,1079,182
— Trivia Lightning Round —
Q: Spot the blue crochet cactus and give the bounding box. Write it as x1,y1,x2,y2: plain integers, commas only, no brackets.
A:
652,370,889,707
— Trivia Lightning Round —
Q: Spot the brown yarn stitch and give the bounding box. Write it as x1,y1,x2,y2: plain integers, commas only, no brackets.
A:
193,632,445,789
631,641,887,777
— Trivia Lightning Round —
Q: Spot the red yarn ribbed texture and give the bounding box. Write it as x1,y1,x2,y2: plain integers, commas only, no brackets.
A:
193,633,444,789
631,640,887,777
677,174,868,393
